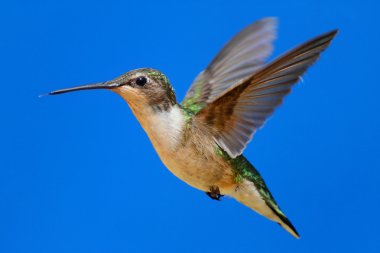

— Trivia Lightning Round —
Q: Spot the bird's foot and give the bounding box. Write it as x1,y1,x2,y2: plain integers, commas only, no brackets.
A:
206,186,224,201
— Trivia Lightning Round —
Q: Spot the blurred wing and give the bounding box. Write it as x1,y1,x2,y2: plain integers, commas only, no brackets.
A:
182,18,277,114
196,30,338,158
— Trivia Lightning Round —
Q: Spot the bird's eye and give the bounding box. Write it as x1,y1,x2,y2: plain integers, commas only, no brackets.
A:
135,76,148,86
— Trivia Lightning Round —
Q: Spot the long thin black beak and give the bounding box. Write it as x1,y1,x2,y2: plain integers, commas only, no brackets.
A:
48,82,121,95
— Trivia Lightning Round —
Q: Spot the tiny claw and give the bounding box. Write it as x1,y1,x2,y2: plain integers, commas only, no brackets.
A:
206,186,224,201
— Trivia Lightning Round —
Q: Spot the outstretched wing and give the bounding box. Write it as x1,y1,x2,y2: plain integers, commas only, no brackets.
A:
182,18,277,114
196,30,338,158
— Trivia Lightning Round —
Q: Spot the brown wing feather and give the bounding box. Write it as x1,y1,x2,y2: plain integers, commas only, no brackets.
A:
196,30,338,158
182,18,277,113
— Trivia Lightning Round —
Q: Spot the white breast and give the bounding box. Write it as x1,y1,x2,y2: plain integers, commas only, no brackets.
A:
143,105,185,151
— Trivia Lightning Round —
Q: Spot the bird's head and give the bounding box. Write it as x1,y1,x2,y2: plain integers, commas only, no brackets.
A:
49,68,177,112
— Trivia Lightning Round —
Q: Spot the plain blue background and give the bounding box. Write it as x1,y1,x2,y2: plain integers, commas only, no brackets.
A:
1,0,379,252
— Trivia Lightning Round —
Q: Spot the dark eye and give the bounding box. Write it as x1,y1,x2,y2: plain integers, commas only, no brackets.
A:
135,76,148,86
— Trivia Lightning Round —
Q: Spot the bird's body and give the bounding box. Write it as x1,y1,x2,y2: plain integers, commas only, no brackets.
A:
121,87,299,237
49,18,337,238
124,101,228,192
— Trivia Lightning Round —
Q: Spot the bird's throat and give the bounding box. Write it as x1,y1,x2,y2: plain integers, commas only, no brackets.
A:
128,103,185,152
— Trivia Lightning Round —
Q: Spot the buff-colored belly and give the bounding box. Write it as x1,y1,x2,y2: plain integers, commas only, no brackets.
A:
154,144,236,194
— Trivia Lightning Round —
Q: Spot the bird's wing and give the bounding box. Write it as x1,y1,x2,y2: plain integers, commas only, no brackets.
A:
195,30,338,158
181,18,277,114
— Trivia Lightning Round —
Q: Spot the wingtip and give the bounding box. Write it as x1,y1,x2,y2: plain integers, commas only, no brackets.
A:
327,28,339,38
259,17,278,25
320,28,339,42
258,17,278,33
315,28,339,52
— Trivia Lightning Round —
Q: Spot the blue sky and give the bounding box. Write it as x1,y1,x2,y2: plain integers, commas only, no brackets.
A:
1,0,379,252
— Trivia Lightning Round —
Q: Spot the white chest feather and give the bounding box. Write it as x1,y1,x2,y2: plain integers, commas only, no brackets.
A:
135,105,185,152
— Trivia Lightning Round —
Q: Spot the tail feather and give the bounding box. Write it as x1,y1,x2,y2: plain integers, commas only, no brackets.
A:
266,201,300,238
232,177,300,238
229,155,299,238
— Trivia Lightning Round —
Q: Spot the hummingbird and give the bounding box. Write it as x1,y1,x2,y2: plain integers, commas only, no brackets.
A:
48,18,337,238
